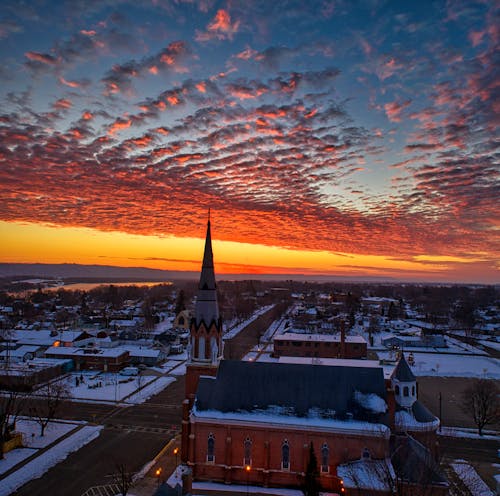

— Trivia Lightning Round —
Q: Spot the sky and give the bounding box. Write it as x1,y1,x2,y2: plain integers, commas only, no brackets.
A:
0,0,498,283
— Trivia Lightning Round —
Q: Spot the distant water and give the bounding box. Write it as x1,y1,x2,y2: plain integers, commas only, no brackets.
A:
9,280,172,294
46,281,172,291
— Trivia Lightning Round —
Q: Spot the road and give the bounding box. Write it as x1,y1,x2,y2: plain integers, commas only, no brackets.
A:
11,376,185,496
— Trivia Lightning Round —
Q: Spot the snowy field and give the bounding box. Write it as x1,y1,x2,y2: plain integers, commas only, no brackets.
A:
0,420,103,496
60,372,176,404
249,347,500,379
377,351,500,379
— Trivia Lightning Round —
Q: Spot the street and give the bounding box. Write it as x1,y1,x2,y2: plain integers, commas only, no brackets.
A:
11,377,185,496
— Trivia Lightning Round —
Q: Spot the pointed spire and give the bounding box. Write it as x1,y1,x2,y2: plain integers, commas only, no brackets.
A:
393,353,416,382
195,212,219,326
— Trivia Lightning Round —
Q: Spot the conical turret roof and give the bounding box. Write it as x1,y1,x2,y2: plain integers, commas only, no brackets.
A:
194,215,219,327
393,353,415,382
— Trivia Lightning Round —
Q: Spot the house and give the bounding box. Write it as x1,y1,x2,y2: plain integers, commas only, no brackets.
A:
44,346,129,372
273,332,367,359
382,334,446,349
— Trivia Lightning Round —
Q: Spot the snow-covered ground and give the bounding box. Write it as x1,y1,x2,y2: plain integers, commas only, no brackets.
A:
59,371,178,404
439,427,499,440
223,305,275,340
451,461,495,496
0,420,103,496
166,465,304,495
377,351,500,378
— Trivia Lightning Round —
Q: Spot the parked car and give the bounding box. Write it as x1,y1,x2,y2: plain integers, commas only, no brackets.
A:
119,366,139,376
170,343,183,354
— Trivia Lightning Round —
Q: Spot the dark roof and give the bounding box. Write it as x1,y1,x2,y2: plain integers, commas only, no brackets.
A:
411,400,437,423
196,360,387,421
392,354,416,382
392,435,448,486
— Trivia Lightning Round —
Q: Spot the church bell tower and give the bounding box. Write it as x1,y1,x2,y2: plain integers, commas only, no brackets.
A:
184,212,223,405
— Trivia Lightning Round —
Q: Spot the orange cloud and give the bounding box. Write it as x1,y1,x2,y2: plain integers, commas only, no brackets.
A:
196,81,206,93
53,98,72,109
196,9,240,41
108,118,132,135
59,77,81,88
25,51,57,65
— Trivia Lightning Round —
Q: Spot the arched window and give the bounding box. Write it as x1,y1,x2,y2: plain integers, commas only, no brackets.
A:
403,386,409,397
244,437,252,466
321,443,329,473
362,447,370,459
395,385,400,395
198,336,206,359
412,385,415,396
281,440,290,470
207,434,215,463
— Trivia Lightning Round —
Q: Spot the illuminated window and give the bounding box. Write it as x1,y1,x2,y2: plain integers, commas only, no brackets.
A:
207,433,215,463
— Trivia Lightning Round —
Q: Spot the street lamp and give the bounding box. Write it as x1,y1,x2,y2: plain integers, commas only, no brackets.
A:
155,467,162,488
173,447,179,475
245,464,251,496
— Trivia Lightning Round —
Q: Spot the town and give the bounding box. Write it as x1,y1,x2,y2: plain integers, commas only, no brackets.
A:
0,220,498,496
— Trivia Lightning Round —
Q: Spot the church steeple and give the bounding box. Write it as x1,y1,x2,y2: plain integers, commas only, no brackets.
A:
195,213,219,327
184,212,224,415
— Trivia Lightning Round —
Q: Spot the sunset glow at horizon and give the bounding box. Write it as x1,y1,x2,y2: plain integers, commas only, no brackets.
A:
0,1,498,284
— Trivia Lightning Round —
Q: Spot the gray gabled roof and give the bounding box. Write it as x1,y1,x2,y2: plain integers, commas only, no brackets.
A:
392,354,416,382
196,360,387,421
392,435,448,486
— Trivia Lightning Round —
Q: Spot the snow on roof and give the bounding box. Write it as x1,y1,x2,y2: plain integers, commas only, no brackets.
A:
278,357,380,368
192,405,390,437
124,347,162,358
45,346,127,358
354,391,387,413
338,458,396,491
274,332,366,343
395,410,440,432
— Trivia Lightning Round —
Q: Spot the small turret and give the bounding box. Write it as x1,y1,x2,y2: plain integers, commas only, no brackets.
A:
391,353,417,408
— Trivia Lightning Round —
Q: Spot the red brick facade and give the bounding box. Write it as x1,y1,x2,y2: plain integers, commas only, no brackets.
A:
187,416,389,493
273,333,367,359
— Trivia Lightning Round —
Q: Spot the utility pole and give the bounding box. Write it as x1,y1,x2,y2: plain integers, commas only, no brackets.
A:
438,391,442,432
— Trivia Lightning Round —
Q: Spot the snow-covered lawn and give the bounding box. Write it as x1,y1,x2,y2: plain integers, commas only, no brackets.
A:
439,427,499,440
451,461,495,496
61,371,177,404
124,377,176,403
377,351,500,378
63,371,157,402
0,421,103,496
169,364,186,376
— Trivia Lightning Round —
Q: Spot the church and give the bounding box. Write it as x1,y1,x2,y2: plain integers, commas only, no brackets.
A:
180,217,448,495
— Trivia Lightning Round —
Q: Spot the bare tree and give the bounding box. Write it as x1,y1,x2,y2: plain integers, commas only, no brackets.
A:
29,378,71,436
461,378,500,436
110,461,135,496
0,378,29,459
